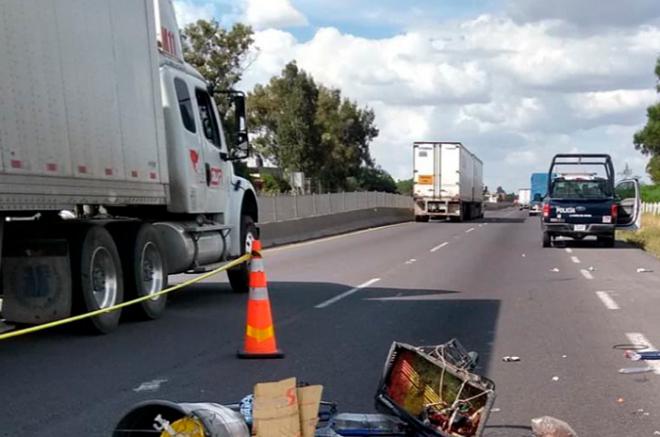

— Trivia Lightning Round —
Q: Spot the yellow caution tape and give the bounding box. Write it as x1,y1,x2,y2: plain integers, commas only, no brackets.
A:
0,253,251,341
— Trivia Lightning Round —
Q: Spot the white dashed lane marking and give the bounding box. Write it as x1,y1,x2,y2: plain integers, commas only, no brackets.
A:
595,291,619,310
315,278,381,309
580,269,594,280
430,242,448,252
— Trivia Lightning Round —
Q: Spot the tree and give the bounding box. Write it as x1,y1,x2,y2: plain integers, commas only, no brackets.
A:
634,57,660,180
396,179,414,195
647,155,660,184
248,62,379,191
181,20,254,112
357,167,397,193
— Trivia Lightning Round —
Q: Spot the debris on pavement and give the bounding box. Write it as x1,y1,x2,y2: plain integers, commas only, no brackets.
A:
551,376,560,381
502,356,521,362
636,268,653,273
551,268,560,272
617,397,625,404
561,355,568,358
618,366,654,374
376,341,495,437
587,266,596,272
531,416,578,437
624,350,660,361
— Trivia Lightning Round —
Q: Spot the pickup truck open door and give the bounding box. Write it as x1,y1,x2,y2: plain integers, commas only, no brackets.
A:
615,179,641,231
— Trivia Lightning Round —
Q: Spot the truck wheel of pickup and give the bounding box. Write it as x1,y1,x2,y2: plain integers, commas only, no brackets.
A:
227,215,256,293
598,234,615,248
542,231,552,248
119,224,168,320
71,226,124,334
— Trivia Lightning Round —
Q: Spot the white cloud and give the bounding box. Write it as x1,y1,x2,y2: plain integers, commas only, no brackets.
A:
235,9,659,189
244,0,308,30
172,0,216,26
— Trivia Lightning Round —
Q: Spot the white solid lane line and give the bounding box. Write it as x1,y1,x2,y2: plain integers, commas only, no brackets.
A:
571,256,581,264
315,278,381,309
580,269,594,280
595,291,619,310
430,242,449,252
565,248,573,254
625,333,660,375
465,227,475,233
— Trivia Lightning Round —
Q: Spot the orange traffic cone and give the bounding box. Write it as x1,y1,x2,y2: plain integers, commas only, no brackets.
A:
237,238,284,359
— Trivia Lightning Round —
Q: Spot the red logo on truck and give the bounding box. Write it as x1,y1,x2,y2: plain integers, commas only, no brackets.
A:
189,149,200,173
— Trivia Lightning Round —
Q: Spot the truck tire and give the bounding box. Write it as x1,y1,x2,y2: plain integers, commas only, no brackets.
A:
227,215,257,293
542,231,551,248
117,224,168,320
598,234,615,248
71,226,124,334
415,215,430,222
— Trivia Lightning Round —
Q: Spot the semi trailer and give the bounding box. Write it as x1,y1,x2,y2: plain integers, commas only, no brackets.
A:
0,0,258,333
413,142,483,222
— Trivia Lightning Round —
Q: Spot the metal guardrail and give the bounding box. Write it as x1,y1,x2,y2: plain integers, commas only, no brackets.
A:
257,192,412,224
642,202,660,215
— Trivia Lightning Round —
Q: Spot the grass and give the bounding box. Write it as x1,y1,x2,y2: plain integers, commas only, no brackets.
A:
617,213,660,258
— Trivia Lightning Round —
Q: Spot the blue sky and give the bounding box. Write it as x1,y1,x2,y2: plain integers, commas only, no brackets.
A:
174,0,660,190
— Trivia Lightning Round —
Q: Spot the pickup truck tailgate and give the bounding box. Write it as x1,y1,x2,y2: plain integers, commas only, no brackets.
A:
548,199,614,224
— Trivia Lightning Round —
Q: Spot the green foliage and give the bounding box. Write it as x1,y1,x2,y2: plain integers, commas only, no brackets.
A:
647,155,660,184
357,166,397,193
248,61,379,191
261,174,291,194
634,57,660,181
181,20,254,113
641,184,660,202
396,178,414,195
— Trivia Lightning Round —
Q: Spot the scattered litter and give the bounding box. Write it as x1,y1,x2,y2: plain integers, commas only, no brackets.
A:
491,408,501,413
531,416,578,437
561,355,567,359
551,376,559,382
587,266,596,272
624,350,660,361
551,268,560,272
653,431,660,435
637,268,653,273
619,366,653,374
133,378,168,393
502,356,521,362
522,253,526,257
617,397,625,404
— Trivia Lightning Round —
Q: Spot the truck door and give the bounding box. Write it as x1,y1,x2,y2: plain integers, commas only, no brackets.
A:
194,88,230,213
413,144,436,198
615,179,641,231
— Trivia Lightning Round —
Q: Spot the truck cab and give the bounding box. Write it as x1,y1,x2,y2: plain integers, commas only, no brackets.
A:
540,154,640,247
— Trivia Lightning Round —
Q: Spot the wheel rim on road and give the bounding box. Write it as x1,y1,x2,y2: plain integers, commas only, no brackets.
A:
90,247,118,308
141,242,164,301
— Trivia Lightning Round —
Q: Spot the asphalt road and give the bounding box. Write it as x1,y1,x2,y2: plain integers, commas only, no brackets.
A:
2,207,660,436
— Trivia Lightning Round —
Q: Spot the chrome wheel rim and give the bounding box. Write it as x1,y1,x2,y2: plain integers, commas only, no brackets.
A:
90,247,118,308
141,242,164,301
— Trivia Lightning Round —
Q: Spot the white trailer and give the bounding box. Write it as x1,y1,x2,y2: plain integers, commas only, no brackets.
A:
0,0,258,333
413,142,483,222
518,188,531,209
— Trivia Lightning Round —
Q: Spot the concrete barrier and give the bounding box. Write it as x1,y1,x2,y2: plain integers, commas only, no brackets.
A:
260,207,413,248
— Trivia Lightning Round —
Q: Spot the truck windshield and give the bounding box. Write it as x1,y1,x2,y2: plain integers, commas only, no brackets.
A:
550,179,612,199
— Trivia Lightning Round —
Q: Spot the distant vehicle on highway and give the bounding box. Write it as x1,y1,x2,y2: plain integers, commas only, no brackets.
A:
540,154,641,247
529,173,551,215
518,188,531,210
413,142,483,222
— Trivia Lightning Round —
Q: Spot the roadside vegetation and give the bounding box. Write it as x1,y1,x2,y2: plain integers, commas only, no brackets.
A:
641,184,660,202
617,213,660,258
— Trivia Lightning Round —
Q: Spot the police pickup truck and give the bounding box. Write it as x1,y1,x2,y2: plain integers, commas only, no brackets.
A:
541,154,641,248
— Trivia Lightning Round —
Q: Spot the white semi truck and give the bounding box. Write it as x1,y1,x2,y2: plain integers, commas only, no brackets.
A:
0,0,259,333
413,142,483,222
518,188,531,209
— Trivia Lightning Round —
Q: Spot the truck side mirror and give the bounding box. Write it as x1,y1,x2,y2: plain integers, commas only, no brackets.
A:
229,92,250,161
